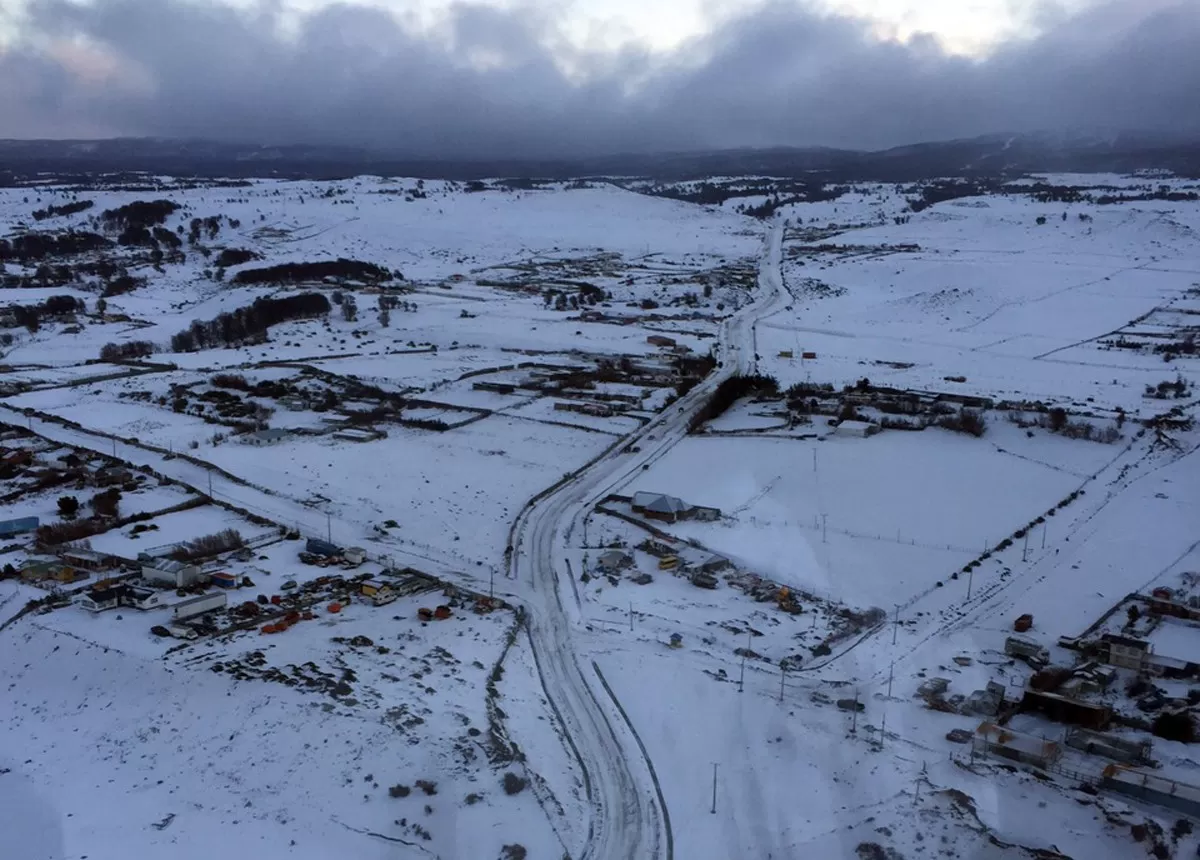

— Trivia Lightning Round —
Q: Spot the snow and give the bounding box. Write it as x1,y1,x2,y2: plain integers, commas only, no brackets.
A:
3,173,1200,860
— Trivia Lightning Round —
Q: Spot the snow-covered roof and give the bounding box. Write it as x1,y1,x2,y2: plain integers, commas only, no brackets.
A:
835,420,876,432
633,491,690,514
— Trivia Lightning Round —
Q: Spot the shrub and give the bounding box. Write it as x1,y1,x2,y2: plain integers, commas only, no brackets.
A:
99,340,155,362
415,779,438,796
502,772,527,795
89,487,121,518
501,846,527,860
210,373,249,390
388,784,410,798
1152,711,1195,743
169,529,244,561
936,408,987,437
57,495,80,519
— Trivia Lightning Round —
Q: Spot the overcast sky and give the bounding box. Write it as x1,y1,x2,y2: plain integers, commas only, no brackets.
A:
0,0,1196,157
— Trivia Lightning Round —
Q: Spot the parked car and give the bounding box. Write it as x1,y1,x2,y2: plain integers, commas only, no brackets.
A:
281,579,298,591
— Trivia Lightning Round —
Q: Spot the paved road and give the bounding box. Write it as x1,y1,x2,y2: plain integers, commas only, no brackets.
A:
510,224,786,859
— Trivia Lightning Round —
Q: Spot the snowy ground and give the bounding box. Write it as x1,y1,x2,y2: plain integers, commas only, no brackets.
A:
3,173,1200,860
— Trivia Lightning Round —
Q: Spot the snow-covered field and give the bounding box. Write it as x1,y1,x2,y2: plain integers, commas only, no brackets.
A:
2,173,1199,860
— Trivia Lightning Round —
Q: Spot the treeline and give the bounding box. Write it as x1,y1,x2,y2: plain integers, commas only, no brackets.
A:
231,258,395,285
214,248,258,268
0,231,111,263
907,180,999,212
689,374,778,431
32,200,94,221
169,292,330,352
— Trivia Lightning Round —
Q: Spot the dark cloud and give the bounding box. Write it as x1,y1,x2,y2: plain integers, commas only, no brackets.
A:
0,0,1197,156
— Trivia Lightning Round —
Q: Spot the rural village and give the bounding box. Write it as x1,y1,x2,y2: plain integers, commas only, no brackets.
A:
0,168,1198,860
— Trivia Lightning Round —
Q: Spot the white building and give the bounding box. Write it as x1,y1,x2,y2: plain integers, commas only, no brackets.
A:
833,420,879,438
142,559,204,588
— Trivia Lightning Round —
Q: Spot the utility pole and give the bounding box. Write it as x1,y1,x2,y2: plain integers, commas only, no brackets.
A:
111,438,116,457
821,513,828,544
489,565,495,600
812,448,817,472
1022,530,1029,563
887,661,895,699
207,469,213,498
326,511,332,544
850,687,859,734
629,602,634,631
738,628,751,693
966,565,974,602
1042,523,1047,550
710,763,718,814
779,666,786,703
892,604,900,646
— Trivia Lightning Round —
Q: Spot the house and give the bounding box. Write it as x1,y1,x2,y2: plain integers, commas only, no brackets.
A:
142,559,204,588
1100,633,1152,670
77,583,129,613
596,550,633,573
245,428,291,447
343,547,367,566
0,515,39,538
59,548,113,571
1065,728,1152,765
974,722,1061,769
19,559,66,582
94,465,132,486
833,420,879,438
631,491,692,523
646,335,677,348
124,586,168,610
278,395,308,412
333,428,386,443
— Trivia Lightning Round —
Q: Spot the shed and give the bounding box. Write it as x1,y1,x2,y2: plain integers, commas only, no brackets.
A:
833,420,879,438
1020,688,1112,730
59,548,113,571
596,550,633,573
1100,633,1151,670
697,553,732,574
142,559,204,588
0,516,39,538
210,571,238,589
974,722,1061,769
245,428,291,447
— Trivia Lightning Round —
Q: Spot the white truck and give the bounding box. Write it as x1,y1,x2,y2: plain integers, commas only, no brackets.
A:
173,592,227,622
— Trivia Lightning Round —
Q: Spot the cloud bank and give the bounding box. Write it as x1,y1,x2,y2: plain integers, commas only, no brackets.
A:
0,0,1197,156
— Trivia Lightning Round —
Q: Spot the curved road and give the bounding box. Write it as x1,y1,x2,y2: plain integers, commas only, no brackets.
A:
511,223,786,859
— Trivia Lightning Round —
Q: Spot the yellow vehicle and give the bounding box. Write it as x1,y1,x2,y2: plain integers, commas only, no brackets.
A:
658,556,679,571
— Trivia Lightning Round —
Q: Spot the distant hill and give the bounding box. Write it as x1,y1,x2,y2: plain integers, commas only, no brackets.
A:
1,132,1197,183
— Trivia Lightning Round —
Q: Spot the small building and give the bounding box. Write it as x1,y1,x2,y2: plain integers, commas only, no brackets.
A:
278,395,308,412
343,547,366,566
596,550,633,573
333,428,386,443
245,428,291,447
1100,633,1152,671
210,571,238,589
306,537,341,558
647,335,677,348
1020,688,1113,730
1065,728,1152,765
142,559,204,588
173,591,227,621
691,505,721,522
59,548,113,571
777,350,793,359
802,351,817,360
0,515,39,538
974,722,1062,769
697,553,732,574
833,420,879,438
124,586,168,610
631,491,691,523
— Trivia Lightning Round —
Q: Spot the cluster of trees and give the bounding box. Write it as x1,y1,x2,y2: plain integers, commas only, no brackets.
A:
213,248,258,268
907,179,999,212
1146,375,1192,399
936,408,988,437
187,215,227,245
100,199,180,231
32,200,94,221
8,294,87,332
689,373,778,431
543,283,609,311
99,340,155,362
169,292,330,352
0,230,111,263
231,258,395,285
101,274,145,297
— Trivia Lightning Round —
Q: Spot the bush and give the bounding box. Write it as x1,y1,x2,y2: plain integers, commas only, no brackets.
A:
169,529,244,561
99,340,155,362
57,495,80,519
388,784,411,798
1152,711,1195,743
502,772,527,795
936,408,987,437
415,779,438,796
210,373,249,390
89,487,121,518
36,519,103,546
501,846,527,860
